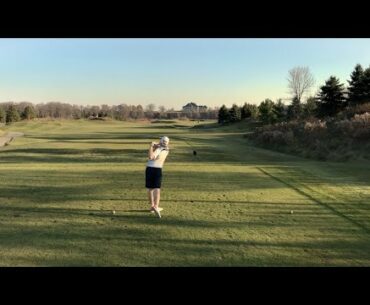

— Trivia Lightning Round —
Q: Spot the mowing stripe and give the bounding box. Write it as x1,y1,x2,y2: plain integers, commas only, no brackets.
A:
256,167,370,235
170,135,195,150
169,135,202,161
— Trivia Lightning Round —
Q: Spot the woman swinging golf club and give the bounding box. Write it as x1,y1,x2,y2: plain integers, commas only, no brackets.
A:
146,136,170,218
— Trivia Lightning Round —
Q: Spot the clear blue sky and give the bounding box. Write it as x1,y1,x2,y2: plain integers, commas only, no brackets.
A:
1,38,370,109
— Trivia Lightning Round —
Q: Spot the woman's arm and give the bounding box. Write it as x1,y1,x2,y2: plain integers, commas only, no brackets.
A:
148,142,158,160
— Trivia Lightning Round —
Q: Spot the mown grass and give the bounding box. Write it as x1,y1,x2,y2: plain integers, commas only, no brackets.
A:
0,119,369,266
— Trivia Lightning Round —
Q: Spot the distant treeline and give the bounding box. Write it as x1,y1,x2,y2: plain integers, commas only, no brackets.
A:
218,64,370,124
0,102,219,124
230,63,370,161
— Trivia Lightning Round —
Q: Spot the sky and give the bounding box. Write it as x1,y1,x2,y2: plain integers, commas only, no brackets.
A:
1,38,370,110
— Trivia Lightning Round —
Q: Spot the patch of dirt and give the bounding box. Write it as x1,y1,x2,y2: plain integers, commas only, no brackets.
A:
0,132,24,147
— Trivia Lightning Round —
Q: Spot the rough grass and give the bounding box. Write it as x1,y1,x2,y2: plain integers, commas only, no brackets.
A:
246,115,370,161
0,119,369,266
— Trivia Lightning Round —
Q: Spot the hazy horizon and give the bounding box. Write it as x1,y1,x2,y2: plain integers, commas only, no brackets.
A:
1,38,370,109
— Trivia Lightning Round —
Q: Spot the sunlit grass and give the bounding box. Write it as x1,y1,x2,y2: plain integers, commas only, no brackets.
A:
0,119,369,266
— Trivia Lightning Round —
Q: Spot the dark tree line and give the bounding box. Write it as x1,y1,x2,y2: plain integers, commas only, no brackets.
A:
0,102,219,124
218,63,370,125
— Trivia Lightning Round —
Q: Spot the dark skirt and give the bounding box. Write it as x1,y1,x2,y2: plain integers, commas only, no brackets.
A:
145,166,162,189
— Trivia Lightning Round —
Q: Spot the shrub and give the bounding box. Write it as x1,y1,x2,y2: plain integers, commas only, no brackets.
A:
247,112,370,161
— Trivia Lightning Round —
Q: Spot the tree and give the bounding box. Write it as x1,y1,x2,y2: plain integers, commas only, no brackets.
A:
302,96,318,118
158,105,166,119
0,107,6,123
287,66,315,103
241,103,258,120
100,104,112,118
287,96,302,120
258,99,276,124
18,102,34,115
316,76,346,117
117,104,130,120
228,104,242,122
145,103,156,119
347,64,365,106
127,105,136,120
6,105,21,124
362,65,370,103
146,103,156,112
71,105,83,119
218,105,230,124
273,99,286,122
136,105,145,119
22,105,36,120
90,106,100,117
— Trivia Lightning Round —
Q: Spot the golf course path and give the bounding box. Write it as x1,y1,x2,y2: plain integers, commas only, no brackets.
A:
0,132,24,148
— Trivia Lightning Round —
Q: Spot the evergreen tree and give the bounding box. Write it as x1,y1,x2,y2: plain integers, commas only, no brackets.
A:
302,96,318,118
228,104,242,123
316,76,346,117
287,96,302,120
241,103,258,119
250,104,259,119
0,107,6,123
362,65,370,103
347,64,365,106
6,105,21,124
273,99,286,122
258,99,276,124
22,105,36,120
218,105,229,124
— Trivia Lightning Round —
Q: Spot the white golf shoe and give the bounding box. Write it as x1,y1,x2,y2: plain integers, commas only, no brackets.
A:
152,207,162,218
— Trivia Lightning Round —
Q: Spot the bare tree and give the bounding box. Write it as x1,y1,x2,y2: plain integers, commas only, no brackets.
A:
145,103,156,112
145,103,156,119
158,105,166,119
287,66,315,102
118,104,130,120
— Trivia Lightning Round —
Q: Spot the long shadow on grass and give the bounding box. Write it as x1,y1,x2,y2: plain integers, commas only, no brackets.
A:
4,132,312,165
0,184,107,204
54,141,150,145
1,209,369,266
257,167,370,235
27,132,182,141
1,166,368,207
0,205,365,232
0,169,295,195
0,205,292,229
0,148,146,155
0,146,238,164
0,150,145,164
2,204,370,239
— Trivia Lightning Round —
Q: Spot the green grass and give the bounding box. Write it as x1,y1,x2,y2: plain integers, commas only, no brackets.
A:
0,119,369,266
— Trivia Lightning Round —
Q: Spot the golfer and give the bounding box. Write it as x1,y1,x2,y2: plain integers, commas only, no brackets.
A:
146,136,170,218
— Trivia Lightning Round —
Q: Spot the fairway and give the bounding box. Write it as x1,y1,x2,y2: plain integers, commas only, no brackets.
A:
0,119,369,266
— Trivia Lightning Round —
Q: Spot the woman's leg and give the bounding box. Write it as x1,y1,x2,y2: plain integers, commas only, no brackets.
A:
153,188,161,208
147,188,155,208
